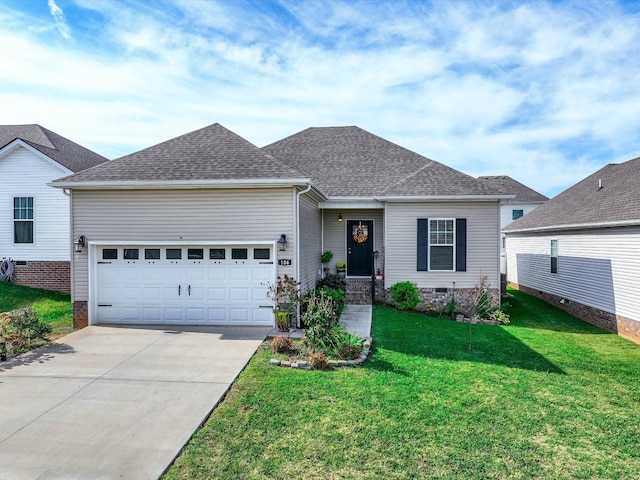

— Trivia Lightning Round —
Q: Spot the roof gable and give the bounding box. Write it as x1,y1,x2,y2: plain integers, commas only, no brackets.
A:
54,123,303,185
504,156,640,232
263,126,502,198
477,176,548,203
0,124,108,172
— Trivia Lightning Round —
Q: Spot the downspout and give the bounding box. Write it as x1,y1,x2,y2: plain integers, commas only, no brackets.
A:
296,183,312,328
63,188,75,304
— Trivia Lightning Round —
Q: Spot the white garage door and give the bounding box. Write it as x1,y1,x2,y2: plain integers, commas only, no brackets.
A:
94,245,275,325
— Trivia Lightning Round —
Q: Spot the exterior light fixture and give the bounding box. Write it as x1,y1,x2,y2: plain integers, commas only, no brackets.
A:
277,234,287,251
74,235,86,253
338,213,343,222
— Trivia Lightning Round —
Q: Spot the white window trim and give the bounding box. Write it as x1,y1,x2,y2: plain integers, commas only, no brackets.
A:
13,196,35,245
428,218,456,272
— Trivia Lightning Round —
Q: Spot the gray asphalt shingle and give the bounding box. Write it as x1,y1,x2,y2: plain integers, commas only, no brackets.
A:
263,126,501,197
477,176,548,203
53,123,302,184
0,124,108,172
504,156,640,232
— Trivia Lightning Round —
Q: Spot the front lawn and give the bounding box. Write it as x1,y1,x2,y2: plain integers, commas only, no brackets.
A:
164,289,640,479
0,282,73,337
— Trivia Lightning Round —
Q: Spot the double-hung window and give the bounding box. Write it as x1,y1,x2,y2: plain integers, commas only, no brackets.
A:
429,219,455,271
14,197,34,244
550,239,558,274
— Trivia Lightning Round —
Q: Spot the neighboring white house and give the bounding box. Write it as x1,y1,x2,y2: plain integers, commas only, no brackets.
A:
51,123,509,329
478,176,548,273
0,125,107,292
504,156,640,345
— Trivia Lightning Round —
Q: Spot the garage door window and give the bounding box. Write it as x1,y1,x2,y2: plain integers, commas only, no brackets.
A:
145,249,160,260
166,248,182,260
188,248,204,260
102,248,118,260
210,248,225,259
232,248,248,260
124,249,139,260
254,248,270,260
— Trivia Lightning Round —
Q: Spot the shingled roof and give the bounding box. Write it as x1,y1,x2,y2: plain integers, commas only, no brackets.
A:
477,176,548,203
263,126,503,198
0,124,108,172
504,156,640,233
53,123,305,186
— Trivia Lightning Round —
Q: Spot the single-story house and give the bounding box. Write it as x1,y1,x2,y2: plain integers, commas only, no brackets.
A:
0,125,107,292
504,156,640,344
51,123,508,329
477,175,548,273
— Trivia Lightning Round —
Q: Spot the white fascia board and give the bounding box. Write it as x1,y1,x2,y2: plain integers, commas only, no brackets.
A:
49,178,315,189
503,219,640,234
375,194,513,202
0,139,74,175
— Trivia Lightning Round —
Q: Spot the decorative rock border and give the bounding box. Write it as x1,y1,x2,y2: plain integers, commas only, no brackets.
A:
270,337,373,370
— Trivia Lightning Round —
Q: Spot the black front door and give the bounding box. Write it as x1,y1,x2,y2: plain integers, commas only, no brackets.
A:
347,220,373,276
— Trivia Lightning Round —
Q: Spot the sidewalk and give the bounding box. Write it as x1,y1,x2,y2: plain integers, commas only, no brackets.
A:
267,304,372,339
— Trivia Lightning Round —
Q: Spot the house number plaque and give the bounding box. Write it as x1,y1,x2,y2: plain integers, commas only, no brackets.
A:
278,259,293,266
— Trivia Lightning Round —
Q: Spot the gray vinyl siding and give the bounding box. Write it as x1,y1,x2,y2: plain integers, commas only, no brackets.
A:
506,227,640,322
322,209,384,275
298,193,322,293
385,201,500,289
72,188,296,300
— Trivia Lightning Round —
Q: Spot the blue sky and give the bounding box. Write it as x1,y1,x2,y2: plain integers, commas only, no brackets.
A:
1,0,639,197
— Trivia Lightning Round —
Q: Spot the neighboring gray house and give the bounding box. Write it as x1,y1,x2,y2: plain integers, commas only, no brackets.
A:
477,176,548,273
52,123,508,329
504,156,640,344
0,125,107,292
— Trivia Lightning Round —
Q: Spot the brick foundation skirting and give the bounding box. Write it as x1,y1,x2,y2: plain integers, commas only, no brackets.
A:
73,301,88,330
10,260,70,293
347,279,500,316
509,282,640,345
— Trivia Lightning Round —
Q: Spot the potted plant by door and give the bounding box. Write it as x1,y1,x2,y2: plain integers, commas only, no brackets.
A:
321,251,333,277
266,275,301,331
336,261,346,278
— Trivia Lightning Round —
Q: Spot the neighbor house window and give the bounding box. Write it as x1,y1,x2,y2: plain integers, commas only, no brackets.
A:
429,219,455,271
14,197,34,243
512,209,524,220
550,239,558,274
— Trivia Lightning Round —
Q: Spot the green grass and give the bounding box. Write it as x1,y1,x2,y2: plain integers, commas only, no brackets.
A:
0,281,72,335
164,288,640,480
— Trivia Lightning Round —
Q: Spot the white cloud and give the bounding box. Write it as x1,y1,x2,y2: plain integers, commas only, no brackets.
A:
47,0,71,39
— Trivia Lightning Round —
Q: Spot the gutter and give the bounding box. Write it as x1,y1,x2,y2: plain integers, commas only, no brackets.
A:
504,218,640,234
49,178,319,190
374,194,514,202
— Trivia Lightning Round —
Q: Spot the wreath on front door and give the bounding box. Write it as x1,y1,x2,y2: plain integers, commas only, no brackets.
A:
352,222,368,244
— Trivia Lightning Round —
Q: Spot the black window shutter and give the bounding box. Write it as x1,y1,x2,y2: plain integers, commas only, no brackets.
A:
456,218,467,272
417,219,428,271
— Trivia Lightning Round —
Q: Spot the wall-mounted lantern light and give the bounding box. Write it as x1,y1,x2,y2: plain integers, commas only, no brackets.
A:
74,235,86,253
338,213,343,222
277,234,287,251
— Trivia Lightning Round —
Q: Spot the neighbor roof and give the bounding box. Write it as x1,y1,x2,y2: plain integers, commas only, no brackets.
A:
504,156,640,233
52,123,306,187
477,176,548,203
263,126,503,198
0,124,108,172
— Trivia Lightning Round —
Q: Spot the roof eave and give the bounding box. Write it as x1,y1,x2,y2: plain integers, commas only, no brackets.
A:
504,218,640,234
376,194,514,202
49,178,317,190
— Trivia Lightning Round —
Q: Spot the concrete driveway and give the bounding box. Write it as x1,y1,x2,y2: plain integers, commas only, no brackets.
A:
0,325,269,480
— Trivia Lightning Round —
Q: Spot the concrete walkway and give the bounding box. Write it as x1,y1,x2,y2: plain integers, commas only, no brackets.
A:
0,324,269,480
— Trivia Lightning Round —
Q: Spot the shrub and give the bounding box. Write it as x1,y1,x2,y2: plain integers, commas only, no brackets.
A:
321,251,333,264
8,307,52,342
441,298,457,318
266,275,300,314
337,331,364,359
316,273,346,291
271,336,293,353
302,292,348,355
390,281,420,311
488,309,510,325
316,286,345,318
307,352,328,370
